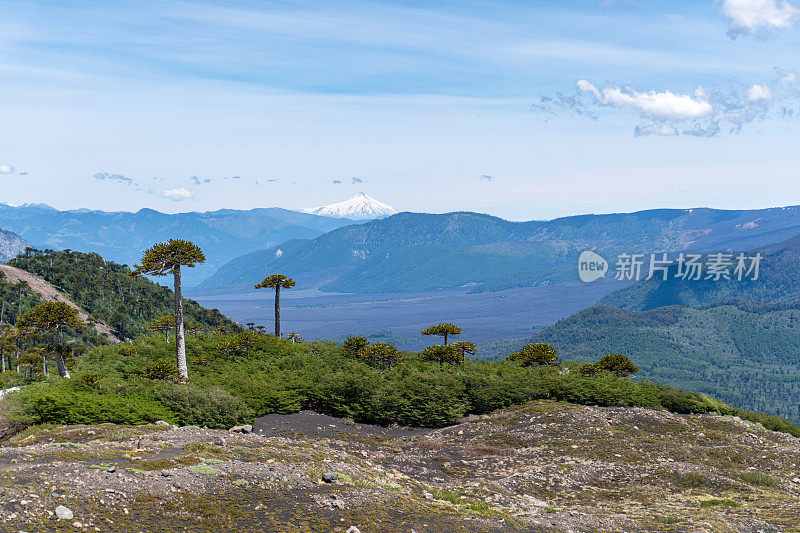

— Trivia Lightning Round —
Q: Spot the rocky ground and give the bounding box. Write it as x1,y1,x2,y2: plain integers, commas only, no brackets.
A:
1,401,800,532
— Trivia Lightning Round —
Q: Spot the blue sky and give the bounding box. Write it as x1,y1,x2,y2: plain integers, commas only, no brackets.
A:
1,0,799,220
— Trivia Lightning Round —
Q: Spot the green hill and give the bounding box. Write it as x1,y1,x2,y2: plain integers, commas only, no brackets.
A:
527,302,800,423
8,249,240,340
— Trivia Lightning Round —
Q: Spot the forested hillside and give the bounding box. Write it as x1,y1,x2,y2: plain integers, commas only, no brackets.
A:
9,249,240,339
528,302,800,423
0,228,27,262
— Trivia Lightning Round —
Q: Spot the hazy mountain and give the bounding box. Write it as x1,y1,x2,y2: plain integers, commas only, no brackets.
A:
0,228,28,262
0,203,353,286
201,205,800,292
301,192,398,220
598,231,800,311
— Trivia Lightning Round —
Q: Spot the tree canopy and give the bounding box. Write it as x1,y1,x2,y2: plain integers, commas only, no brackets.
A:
420,323,462,345
131,239,206,277
17,302,85,334
255,274,296,290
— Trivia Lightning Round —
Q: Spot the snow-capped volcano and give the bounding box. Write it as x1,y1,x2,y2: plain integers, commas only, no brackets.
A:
301,193,398,220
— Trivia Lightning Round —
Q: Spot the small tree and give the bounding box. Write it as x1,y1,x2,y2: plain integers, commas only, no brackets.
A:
254,274,295,337
595,353,639,377
419,344,463,364
17,302,85,378
132,239,206,382
147,315,174,342
420,323,462,345
285,331,303,343
359,342,402,369
451,341,477,359
507,343,558,367
342,336,369,357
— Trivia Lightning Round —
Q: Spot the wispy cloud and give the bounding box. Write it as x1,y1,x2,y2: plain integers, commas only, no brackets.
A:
480,174,494,182
332,179,342,184
351,177,365,184
0,164,16,174
539,68,800,137
721,0,799,38
94,171,133,184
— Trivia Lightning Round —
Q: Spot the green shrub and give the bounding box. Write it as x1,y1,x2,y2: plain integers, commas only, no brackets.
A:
740,471,777,487
143,360,178,381
507,343,558,367
152,383,254,429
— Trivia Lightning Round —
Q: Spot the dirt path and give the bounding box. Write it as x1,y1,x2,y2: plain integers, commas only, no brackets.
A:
0,263,120,343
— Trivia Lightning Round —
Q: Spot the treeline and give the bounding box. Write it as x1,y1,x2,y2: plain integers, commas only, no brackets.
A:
9,249,239,339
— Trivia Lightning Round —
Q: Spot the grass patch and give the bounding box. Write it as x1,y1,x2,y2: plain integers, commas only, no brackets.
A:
700,499,740,508
190,464,218,475
740,471,778,488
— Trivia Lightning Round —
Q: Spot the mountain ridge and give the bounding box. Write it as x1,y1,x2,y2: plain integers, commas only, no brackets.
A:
201,205,800,292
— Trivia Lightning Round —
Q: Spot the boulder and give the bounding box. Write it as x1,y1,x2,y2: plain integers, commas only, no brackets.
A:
321,472,338,483
229,425,253,434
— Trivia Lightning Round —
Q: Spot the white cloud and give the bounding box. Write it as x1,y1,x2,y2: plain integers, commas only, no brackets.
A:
0,164,16,174
634,123,679,137
539,69,800,138
161,188,192,201
746,83,774,101
576,80,713,122
720,0,800,38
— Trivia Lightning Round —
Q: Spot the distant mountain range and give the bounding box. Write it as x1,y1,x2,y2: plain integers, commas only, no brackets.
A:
0,228,28,262
201,205,800,292
0,203,354,286
300,193,398,220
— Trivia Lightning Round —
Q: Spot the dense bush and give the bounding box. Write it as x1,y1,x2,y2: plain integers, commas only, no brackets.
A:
4,332,799,438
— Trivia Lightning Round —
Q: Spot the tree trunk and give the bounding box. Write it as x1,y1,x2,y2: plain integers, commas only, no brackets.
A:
444,332,448,345
174,267,188,382
53,325,70,378
274,284,281,337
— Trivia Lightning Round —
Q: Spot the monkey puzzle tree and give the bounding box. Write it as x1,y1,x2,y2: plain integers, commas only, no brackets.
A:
451,341,477,359
421,323,462,345
507,343,558,367
254,274,295,337
132,239,206,382
147,315,175,342
285,331,303,344
16,301,85,378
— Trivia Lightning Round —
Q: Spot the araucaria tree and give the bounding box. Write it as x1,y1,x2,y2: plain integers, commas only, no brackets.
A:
421,323,462,345
254,274,295,337
16,301,85,378
132,239,206,382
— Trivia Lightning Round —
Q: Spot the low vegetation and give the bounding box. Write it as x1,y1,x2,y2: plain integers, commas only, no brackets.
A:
3,332,798,437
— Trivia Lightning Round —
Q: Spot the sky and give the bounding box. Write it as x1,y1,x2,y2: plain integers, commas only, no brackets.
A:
1,0,800,220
